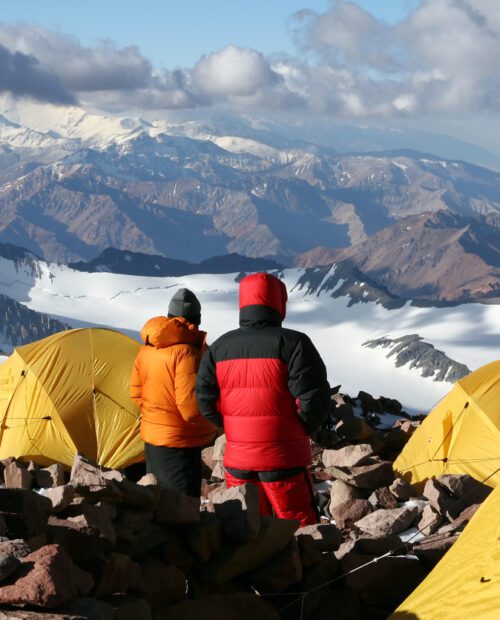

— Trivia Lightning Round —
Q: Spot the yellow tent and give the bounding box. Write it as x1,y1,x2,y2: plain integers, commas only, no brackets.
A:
391,482,500,619
0,328,143,469
393,360,500,490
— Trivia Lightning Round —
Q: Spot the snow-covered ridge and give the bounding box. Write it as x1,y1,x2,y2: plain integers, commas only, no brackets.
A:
0,250,498,413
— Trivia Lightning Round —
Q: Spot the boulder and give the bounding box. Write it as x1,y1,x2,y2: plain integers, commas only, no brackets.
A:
135,560,186,609
34,465,66,489
413,532,460,567
209,483,261,543
295,523,342,552
152,593,275,620
3,462,33,490
38,485,75,514
417,504,442,536
438,474,492,512
0,544,89,608
94,553,142,596
423,479,456,518
389,477,414,502
0,489,52,538
134,524,171,559
326,461,394,489
329,479,365,513
354,506,418,536
118,508,154,533
335,534,402,561
322,444,374,468
155,487,200,525
368,487,399,510
200,516,299,584
335,418,373,441
244,539,303,593
186,511,221,562
451,503,481,528
46,516,111,562
0,539,31,559
0,553,21,583
343,553,425,608
331,500,372,530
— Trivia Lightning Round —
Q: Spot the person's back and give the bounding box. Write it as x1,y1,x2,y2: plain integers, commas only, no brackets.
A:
196,272,331,525
131,289,216,496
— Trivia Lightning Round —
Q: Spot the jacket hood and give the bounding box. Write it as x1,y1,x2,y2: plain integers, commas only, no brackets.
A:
140,316,206,349
239,273,288,327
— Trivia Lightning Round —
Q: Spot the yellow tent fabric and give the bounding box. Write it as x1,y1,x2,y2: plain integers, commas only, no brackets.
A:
391,482,500,619
393,360,500,490
0,328,143,469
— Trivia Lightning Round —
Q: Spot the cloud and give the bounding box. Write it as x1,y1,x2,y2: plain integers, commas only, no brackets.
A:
192,45,277,98
1,3,500,117
0,25,152,92
0,43,76,104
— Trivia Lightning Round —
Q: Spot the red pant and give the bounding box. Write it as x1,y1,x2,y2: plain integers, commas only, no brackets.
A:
225,466,318,527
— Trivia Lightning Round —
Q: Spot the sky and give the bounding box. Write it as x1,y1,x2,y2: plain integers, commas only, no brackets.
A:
0,1,499,152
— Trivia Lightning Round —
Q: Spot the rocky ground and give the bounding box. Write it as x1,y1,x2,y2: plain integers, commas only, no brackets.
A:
0,390,493,619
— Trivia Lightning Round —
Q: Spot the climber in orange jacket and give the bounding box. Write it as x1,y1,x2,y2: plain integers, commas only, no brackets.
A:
130,288,216,496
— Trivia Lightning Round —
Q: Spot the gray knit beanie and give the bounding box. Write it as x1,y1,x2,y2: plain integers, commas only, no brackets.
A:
168,288,201,325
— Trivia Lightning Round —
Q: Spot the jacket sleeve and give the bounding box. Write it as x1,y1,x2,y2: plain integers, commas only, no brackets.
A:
130,357,143,408
174,349,205,423
287,334,331,435
196,347,223,428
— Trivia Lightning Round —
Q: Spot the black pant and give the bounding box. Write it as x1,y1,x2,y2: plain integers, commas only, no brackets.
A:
144,443,202,498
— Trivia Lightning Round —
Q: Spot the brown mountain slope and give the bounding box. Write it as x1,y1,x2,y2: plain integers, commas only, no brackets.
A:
295,210,500,302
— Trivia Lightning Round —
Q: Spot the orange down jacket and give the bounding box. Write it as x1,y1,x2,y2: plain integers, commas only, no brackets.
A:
130,316,216,448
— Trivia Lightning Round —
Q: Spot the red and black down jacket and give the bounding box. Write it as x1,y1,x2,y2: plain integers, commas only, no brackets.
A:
196,273,331,471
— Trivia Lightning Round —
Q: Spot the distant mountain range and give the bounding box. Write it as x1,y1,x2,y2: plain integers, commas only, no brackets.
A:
0,100,498,305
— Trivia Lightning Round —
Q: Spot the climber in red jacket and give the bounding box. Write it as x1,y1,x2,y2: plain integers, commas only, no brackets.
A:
196,272,331,526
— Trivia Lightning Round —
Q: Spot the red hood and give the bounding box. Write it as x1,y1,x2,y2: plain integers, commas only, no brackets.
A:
239,273,287,320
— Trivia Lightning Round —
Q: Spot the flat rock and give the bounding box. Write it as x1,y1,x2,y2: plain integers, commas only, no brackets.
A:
354,506,418,536
4,462,33,490
329,480,365,513
295,523,342,552
331,500,372,530
322,444,374,469
326,461,394,490
0,489,52,538
209,483,261,543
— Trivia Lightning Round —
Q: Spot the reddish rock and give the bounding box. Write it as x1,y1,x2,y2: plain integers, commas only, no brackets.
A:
322,444,374,468
244,539,303,593
0,544,89,608
295,523,342,552
47,515,110,562
336,534,402,561
4,462,33,490
368,487,399,509
389,477,414,501
423,478,456,517
135,560,186,609
331,500,372,530
95,553,142,596
209,483,261,543
327,461,394,489
417,504,442,536
329,479,365,513
354,506,418,536
413,532,460,567
451,503,481,528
